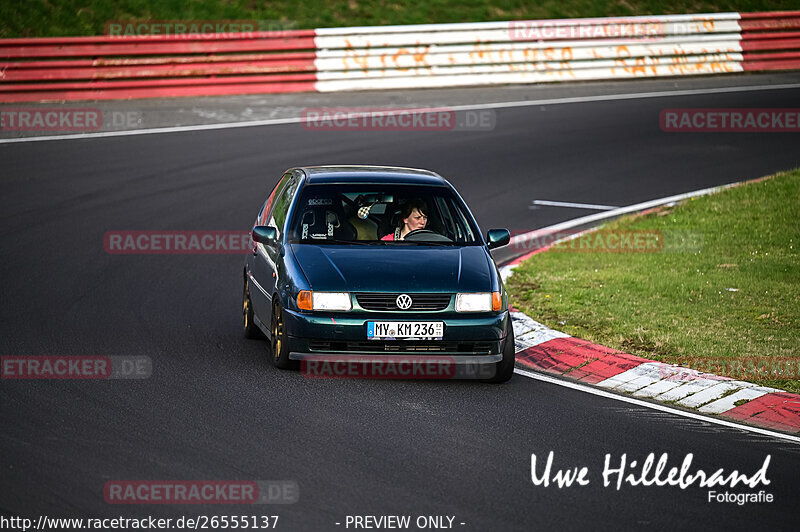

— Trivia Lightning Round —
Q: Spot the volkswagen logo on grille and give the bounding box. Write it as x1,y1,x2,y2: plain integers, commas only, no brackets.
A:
395,294,413,310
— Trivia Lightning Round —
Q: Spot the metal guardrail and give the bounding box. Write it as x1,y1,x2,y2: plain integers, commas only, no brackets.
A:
0,31,318,101
1,11,799,102
739,11,800,71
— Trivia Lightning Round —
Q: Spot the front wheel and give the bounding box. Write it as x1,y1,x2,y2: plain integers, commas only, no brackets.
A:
483,320,515,383
270,302,296,369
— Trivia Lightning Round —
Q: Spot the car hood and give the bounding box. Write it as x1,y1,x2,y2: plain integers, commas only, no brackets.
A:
290,244,494,293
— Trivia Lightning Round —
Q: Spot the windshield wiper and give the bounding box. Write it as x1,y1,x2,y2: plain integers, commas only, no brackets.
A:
294,239,374,245
396,240,455,246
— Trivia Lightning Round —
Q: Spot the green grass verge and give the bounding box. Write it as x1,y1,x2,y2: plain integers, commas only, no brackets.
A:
507,169,800,393
3,0,800,38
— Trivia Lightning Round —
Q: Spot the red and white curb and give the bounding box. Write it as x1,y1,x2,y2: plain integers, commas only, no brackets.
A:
501,185,800,435
508,317,799,433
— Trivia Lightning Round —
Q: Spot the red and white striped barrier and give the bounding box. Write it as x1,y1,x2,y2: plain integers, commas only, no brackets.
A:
1,11,799,102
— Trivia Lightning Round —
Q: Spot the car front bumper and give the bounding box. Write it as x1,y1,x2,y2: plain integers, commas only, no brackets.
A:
283,308,508,359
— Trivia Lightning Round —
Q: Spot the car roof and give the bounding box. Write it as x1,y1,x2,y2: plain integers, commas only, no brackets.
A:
295,165,448,186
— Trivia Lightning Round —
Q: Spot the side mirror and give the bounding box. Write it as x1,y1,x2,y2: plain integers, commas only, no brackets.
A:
252,226,278,246
486,228,510,250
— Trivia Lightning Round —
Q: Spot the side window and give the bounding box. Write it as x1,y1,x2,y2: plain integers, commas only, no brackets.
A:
450,198,476,242
268,174,300,237
259,173,290,226
434,196,457,241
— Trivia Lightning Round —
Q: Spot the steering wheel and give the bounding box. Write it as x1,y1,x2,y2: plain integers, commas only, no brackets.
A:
403,229,453,242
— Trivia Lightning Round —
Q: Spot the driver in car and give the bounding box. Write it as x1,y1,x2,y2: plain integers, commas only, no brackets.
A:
381,199,429,241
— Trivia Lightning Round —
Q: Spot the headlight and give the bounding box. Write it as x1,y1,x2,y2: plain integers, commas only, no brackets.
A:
455,292,502,312
297,291,352,311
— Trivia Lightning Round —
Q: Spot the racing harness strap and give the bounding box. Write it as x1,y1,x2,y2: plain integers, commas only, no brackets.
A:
301,209,338,240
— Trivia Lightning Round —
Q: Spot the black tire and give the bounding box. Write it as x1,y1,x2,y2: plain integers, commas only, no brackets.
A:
270,301,296,369
483,320,515,383
243,277,263,339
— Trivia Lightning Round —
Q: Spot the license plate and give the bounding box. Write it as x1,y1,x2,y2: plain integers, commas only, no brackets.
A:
367,321,444,340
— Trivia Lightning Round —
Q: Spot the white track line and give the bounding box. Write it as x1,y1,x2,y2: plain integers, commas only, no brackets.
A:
514,368,800,444
530,199,618,210
509,182,733,251
2,81,800,144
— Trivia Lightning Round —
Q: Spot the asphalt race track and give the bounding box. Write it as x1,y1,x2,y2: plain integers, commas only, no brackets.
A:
2,73,800,531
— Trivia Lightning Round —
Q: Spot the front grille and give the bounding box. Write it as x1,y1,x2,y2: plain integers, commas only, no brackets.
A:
308,341,493,355
355,293,451,311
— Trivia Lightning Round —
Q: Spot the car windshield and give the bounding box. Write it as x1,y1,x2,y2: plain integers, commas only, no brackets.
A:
287,184,481,245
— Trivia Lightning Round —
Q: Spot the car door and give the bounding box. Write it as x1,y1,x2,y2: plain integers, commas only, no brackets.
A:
250,171,300,326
